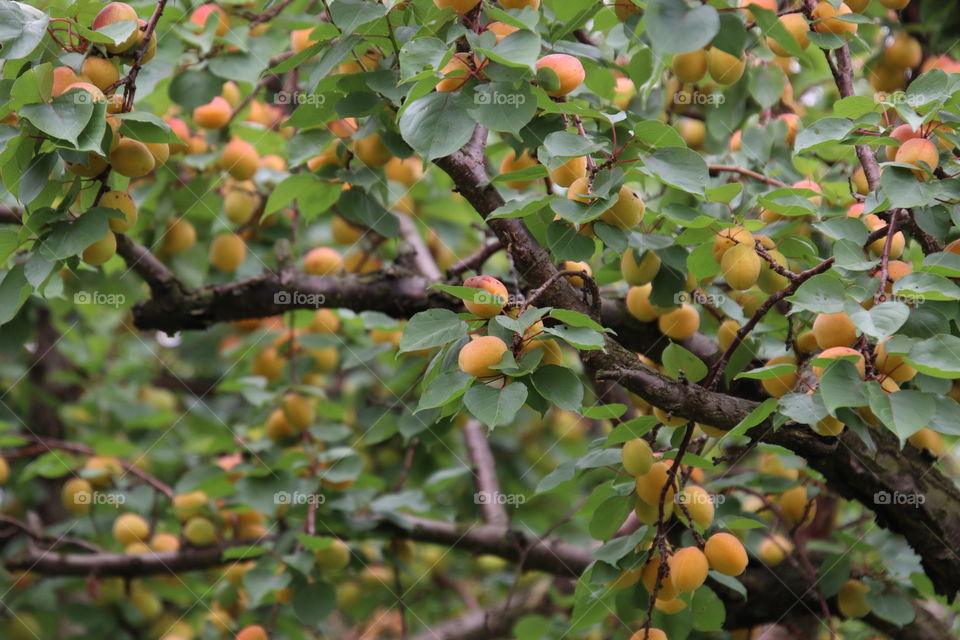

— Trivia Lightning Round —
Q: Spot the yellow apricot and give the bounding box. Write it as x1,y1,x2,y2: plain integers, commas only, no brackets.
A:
433,0,482,13
874,342,917,382
721,243,760,291
636,461,675,505
760,355,797,397
622,438,654,476
548,156,587,188
717,319,740,351
436,53,476,92
766,14,810,57
655,597,686,614
110,137,155,178
812,312,857,349
676,485,714,529
265,407,295,440
704,532,748,576
354,133,392,168
219,138,259,180
672,49,708,83
707,48,746,85
895,137,939,175
837,579,871,618
304,247,342,275
653,406,688,428
813,1,857,36
600,185,645,229
291,28,318,53
209,233,247,272
193,96,232,129
757,249,789,294
712,226,754,263
92,2,141,54
779,485,816,526
500,0,539,7
629,629,668,640
458,336,508,377
311,309,341,333
172,490,207,520
62,478,94,515
626,284,660,322
163,218,196,254
641,555,679,600
184,516,217,546
343,251,380,274
190,3,230,36
499,149,539,190
658,304,700,340
224,187,259,225
669,546,709,592
463,275,508,318
562,260,591,287
908,427,946,457
812,346,865,379
759,534,793,565
113,513,150,546
385,156,424,186
536,54,586,97
98,190,137,233
487,21,519,43
81,57,120,92
82,230,117,266
316,539,352,572
282,392,315,430
621,249,661,286
52,66,80,96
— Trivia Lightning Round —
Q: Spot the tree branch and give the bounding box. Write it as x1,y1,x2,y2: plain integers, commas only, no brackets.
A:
462,420,509,527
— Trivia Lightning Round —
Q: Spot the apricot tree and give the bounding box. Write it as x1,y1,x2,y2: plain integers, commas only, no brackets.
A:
0,0,959,639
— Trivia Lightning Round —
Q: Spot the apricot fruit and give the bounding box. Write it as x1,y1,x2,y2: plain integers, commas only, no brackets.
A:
163,218,196,254
52,66,80,96
721,243,760,291
669,546,709,592
767,14,810,57
193,96,231,129
312,309,341,333
150,532,180,553
779,485,816,526
712,225,754,263
184,516,217,546
862,214,905,258
739,0,777,21
62,477,94,515
704,532,748,576
676,485,714,529
463,275,508,318
220,138,260,180
64,82,106,103
237,625,269,640
354,133,392,168
813,1,857,36
291,28,318,53
562,260,592,287
173,490,208,520
759,534,793,565
653,406,688,428
265,407,295,441
282,392,315,430
812,312,857,349
622,438,654,476
672,49,708,83
190,3,230,36
82,230,117,266
499,149,538,190
500,0,540,7
458,336,508,377
437,53,475,92
629,629,668,640
548,156,587,188
658,304,700,340
92,2,140,54
625,284,660,322
760,355,798,397
110,137,155,177
536,54,586,97
757,249,789,294
895,137,939,175
837,579,870,618
343,251,380,274
636,461,675,505
812,346,866,379
622,249,661,286
600,185,645,229
707,48,746,85
98,190,137,233
81,57,120,92
874,342,917,382
883,32,922,69
209,233,247,272
304,247,342,275
224,186,259,225
641,555,679,600
113,513,150,546
385,157,424,186
908,427,946,456
316,539,352,572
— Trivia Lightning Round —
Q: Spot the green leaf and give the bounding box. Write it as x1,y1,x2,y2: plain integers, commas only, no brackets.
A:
905,335,960,379
892,272,960,302
867,386,935,443
582,404,627,420
661,343,708,383
0,1,49,59
551,308,609,332
329,0,387,34
531,365,584,412
468,82,537,135
735,363,797,381
846,301,910,339
646,0,720,54
463,383,528,428
400,309,468,353
476,29,541,68
20,92,94,147
643,147,708,196
337,189,399,238
691,587,725,631
115,112,184,144
748,63,786,110
168,69,223,111
820,361,869,415
880,166,943,208
417,370,473,412
589,495,634,540
398,92,477,161
0,264,31,325
542,131,604,158
865,590,916,626
787,274,847,313
723,398,777,439
37,209,112,261
816,554,851,598
749,5,803,57
920,251,960,278
543,324,605,350
794,117,853,153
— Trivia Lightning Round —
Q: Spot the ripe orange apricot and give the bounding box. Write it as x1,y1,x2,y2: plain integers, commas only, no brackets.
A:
193,96,231,129
669,546,709,592
599,185,645,229
64,82,106,103
717,319,740,351
712,225,754,263
499,149,538,190
812,311,857,349
760,355,798,397
458,336,508,377
463,275,508,318
304,247,342,275
220,138,260,180
704,532,748,576
862,213,905,258
291,28,318,53
658,304,700,340
874,342,917,383
110,137,155,177
757,249,788,294
98,190,137,233
813,1,857,36
812,346,865,379
636,461,675,505
625,284,660,322
759,534,793,565
883,32,922,69
500,0,540,7
908,427,946,457
385,156,424,186
354,133,392,168
209,233,247,272
434,0,482,12
562,261,592,288
163,218,196,254
166,117,191,154
224,185,259,225
676,485,714,529
622,438,654,476
721,243,760,290
190,3,230,36
629,628,668,640
52,66,80,96
81,57,120,92
548,156,587,188
536,54,586,97
779,485,816,526
707,47,746,85
640,555,679,601
895,137,939,175
672,49,708,83
436,54,474,92
82,230,117,266
92,2,140,54
766,14,811,57
739,0,776,21
837,579,871,618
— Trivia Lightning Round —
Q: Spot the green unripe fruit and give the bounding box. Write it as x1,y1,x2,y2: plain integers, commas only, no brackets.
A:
82,230,117,266
621,438,654,476
757,249,788,293
183,516,217,546
315,539,352,572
